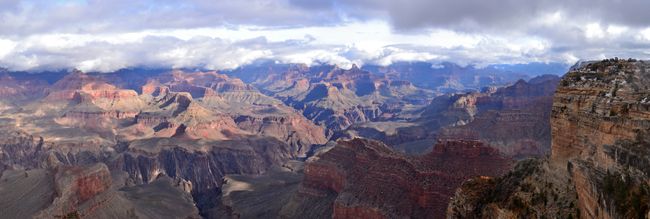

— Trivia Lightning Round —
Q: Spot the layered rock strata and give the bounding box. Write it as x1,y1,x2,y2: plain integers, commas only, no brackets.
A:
448,59,650,219
282,138,512,218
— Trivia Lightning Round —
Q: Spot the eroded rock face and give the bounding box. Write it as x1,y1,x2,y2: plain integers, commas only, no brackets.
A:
551,60,650,219
142,70,328,156
0,74,48,100
341,75,560,157
446,159,580,218
448,59,650,219
0,69,325,218
0,129,292,218
241,64,436,135
234,114,327,157
284,138,512,218
53,163,112,206
437,75,560,158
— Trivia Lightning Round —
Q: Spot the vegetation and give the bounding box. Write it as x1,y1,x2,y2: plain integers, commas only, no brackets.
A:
55,211,81,219
601,171,650,218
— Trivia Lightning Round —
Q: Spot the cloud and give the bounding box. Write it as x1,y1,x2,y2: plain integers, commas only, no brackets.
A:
335,0,650,31
0,0,649,72
0,0,342,36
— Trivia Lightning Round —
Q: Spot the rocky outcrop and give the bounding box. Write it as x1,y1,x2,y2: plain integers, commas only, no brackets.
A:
39,70,148,133
0,130,55,175
52,163,112,207
113,137,293,217
448,59,650,219
130,91,247,141
0,163,201,219
446,159,580,218
0,127,293,218
45,69,118,101
234,114,327,157
283,138,512,218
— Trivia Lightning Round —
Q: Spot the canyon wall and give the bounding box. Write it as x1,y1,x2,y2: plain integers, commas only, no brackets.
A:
282,138,512,218
448,59,650,219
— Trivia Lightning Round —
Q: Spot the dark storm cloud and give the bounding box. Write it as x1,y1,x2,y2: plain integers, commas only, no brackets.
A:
289,0,334,10
334,0,650,31
2,0,650,35
0,0,341,36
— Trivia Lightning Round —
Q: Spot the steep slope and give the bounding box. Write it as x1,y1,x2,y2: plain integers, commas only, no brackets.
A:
281,138,512,218
0,127,295,218
143,70,327,156
448,59,650,219
339,75,560,157
127,91,246,141
0,163,201,219
437,75,560,158
0,74,49,101
0,69,317,218
249,64,435,135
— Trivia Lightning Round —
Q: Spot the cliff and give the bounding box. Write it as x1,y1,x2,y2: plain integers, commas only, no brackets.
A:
436,75,559,158
448,59,650,219
249,64,435,135
282,138,512,218
340,75,559,157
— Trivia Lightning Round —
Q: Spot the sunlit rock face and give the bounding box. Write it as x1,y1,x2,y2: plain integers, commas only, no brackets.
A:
0,69,324,218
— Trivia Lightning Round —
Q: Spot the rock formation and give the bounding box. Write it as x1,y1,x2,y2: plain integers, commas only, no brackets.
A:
146,70,328,156
364,61,534,92
231,64,435,135
437,75,560,158
0,69,323,218
282,138,512,218
448,59,650,219
0,63,573,219
0,162,201,219
0,74,48,100
339,75,560,157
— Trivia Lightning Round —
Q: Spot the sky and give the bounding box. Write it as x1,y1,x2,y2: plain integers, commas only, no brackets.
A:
1,0,650,72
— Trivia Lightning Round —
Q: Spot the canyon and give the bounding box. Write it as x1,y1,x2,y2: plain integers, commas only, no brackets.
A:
448,59,650,219
280,138,513,218
3,60,645,219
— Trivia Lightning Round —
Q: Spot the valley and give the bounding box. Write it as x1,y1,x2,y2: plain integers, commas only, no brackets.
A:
0,61,565,218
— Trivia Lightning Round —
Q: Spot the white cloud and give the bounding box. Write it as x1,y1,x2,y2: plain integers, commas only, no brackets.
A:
2,21,577,72
585,23,605,39
1,0,650,72
640,28,650,41
0,39,16,58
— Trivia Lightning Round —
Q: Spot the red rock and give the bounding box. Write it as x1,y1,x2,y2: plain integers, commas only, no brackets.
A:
54,163,112,205
290,138,513,218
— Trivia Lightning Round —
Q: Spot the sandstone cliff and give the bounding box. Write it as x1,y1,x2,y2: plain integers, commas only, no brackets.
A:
448,59,650,219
